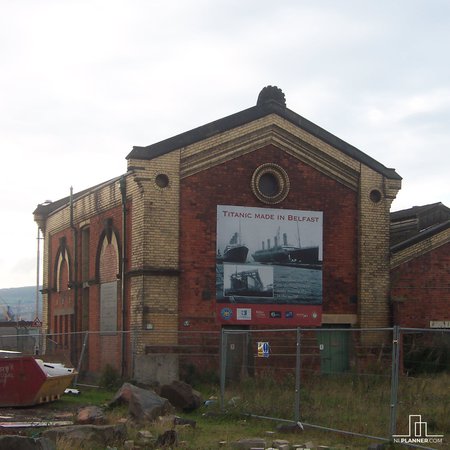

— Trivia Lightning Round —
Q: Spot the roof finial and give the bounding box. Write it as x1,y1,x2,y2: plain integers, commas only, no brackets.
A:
257,86,286,108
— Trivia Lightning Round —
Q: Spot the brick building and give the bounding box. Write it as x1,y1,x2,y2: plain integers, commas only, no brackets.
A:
390,203,450,328
34,86,403,381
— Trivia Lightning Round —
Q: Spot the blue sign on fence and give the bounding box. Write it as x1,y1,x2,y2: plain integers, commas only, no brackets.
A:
257,341,270,358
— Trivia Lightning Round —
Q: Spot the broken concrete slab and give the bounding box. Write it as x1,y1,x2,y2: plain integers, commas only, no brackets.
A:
174,415,197,428
0,420,72,428
272,439,291,449
232,437,267,449
159,380,203,411
75,405,106,425
42,423,127,448
109,382,173,422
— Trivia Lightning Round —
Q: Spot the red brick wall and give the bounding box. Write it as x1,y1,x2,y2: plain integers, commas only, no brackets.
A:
47,232,74,334
48,258,74,347
46,202,129,373
179,145,358,330
47,206,125,321
391,242,450,327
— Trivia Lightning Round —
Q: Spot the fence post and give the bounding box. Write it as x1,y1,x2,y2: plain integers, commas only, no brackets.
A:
294,327,302,422
220,328,227,412
74,331,89,386
389,325,400,438
131,328,136,381
34,328,41,355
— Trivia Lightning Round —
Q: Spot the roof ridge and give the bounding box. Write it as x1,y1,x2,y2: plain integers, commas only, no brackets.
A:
127,87,401,181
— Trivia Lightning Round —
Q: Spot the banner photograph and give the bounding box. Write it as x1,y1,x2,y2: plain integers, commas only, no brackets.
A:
216,205,323,325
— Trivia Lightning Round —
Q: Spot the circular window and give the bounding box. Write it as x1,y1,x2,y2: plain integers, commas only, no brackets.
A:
369,189,382,203
155,173,169,188
259,172,279,197
251,163,290,204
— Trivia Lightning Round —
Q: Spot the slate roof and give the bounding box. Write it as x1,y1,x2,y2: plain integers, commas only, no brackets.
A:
127,86,401,181
391,219,450,253
34,87,402,219
390,202,450,250
390,202,450,221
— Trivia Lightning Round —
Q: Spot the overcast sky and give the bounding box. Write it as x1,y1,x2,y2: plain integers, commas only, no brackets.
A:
1,0,449,289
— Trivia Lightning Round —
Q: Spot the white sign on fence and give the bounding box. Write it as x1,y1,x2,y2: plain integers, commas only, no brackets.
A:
429,320,450,328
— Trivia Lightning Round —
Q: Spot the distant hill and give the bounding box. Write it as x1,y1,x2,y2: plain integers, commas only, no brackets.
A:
0,286,42,322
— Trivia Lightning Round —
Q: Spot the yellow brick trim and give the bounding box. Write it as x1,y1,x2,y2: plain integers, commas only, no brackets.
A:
44,179,123,235
358,165,396,328
126,151,181,355
179,115,362,190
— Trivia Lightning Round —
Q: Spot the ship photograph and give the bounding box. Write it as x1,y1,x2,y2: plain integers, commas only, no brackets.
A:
216,230,248,263
251,226,321,268
223,264,274,298
217,205,323,306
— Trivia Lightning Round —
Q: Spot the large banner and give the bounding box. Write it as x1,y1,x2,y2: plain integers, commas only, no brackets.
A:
216,205,323,326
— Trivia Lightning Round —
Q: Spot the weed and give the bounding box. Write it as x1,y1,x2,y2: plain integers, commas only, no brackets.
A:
403,333,450,374
180,362,220,387
98,363,122,390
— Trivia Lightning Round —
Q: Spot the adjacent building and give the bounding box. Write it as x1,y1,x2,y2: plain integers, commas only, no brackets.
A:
390,203,450,328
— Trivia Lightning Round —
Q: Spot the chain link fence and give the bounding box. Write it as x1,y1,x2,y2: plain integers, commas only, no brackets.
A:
219,327,449,448
1,325,448,447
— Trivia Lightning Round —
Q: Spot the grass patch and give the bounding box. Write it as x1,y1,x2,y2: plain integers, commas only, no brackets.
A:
25,374,448,449
49,386,115,410
134,410,379,450
219,371,449,447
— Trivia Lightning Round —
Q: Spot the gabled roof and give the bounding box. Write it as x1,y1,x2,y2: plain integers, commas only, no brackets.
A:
390,202,450,222
391,219,450,253
127,86,401,181
390,202,450,251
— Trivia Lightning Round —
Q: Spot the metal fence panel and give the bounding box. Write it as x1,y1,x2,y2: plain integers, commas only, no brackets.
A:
2,326,448,447
219,327,448,447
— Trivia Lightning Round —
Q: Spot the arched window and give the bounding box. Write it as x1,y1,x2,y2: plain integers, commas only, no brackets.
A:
96,221,121,334
54,237,71,292
99,232,119,283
